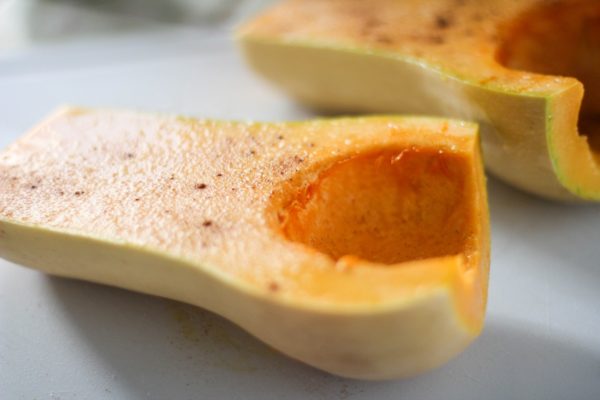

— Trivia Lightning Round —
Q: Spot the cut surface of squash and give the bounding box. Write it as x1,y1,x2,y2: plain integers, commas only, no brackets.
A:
0,108,489,379
238,0,600,201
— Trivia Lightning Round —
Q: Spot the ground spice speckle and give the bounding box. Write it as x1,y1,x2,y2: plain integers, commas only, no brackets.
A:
429,35,445,44
375,34,393,44
268,282,280,292
435,15,452,29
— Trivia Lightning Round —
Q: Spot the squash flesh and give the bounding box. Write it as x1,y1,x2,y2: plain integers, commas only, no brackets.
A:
280,148,475,264
496,0,600,160
238,0,600,201
0,108,489,379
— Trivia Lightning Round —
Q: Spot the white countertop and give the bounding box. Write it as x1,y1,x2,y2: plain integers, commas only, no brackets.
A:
1,24,600,400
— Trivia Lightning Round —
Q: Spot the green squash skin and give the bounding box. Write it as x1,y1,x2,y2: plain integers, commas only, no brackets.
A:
239,37,598,202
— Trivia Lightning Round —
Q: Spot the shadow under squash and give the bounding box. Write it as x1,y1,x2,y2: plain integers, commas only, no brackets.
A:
47,275,600,400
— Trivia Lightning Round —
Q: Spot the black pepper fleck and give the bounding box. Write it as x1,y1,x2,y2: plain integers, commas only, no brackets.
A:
435,15,452,29
195,183,207,190
202,220,213,227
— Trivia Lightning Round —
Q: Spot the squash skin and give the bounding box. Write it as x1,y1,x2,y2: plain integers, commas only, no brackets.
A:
0,223,470,379
237,0,600,201
0,108,489,379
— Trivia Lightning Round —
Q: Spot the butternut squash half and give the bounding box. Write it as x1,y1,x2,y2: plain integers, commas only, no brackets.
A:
238,0,600,201
0,108,489,379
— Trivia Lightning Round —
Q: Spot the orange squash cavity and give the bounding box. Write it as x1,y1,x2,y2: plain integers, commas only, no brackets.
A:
280,148,475,265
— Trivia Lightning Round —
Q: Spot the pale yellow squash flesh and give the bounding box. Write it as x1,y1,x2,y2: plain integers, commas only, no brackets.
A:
237,0,600,201
0,108,489,379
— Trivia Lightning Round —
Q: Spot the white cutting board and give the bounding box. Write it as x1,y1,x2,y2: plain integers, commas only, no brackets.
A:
1,29,600,400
